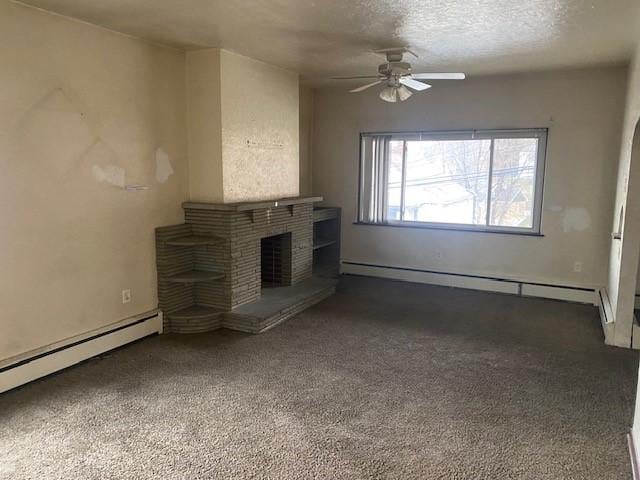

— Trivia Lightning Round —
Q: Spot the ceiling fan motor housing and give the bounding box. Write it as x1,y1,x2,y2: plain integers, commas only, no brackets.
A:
378,61,411,77
383,51,406,62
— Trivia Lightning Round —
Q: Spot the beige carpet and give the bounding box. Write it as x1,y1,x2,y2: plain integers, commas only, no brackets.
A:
1,275,637,479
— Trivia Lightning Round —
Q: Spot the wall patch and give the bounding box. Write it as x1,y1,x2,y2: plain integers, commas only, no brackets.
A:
92,164,125,188
155,147,174,184
562,207,591,232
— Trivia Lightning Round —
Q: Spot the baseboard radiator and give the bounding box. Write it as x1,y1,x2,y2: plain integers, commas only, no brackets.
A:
0,310,162,394
341,261,598,305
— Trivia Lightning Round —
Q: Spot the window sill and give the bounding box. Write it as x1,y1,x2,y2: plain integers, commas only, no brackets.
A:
353,221,544,237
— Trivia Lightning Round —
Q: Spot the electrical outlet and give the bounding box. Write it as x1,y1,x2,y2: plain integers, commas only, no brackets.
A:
573,262,583,273
122,289,132,304
434,251,443,260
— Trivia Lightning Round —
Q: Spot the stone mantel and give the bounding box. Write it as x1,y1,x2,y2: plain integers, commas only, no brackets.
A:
183,196,323,212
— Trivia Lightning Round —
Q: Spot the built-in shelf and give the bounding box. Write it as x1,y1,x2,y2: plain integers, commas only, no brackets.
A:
166,270,224,283
313,207,339,223
313,206,341,279
167,305,224,321
166,235,223,247
313,239,336,250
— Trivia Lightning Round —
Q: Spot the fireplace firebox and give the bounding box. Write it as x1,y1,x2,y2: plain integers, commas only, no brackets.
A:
260,233,292,288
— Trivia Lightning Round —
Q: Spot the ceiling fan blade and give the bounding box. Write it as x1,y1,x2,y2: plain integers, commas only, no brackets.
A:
349,80,383,93
331,75,382,80
399,77,431,91
411,73,466,80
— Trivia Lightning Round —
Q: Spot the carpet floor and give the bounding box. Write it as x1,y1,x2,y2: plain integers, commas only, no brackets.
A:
1,275,638,479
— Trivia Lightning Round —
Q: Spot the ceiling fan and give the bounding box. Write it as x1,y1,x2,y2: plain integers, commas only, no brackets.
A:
331,47,465,103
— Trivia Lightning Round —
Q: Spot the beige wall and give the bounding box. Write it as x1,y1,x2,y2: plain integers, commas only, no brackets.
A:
623,33,640,444
0,2,188,361
606,46,640,348
299,85,314,196
186,49,299,203
313,67,627,287
186,49,223,202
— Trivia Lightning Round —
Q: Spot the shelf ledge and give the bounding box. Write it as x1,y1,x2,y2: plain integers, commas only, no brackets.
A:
313,207,339,223
166,270,224,283
168,305,225,321
313,239,337,250
183,196,323,212
166,235,224,247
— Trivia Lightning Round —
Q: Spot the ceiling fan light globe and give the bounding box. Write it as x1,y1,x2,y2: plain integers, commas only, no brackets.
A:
397,85,413,101
379,86,398,103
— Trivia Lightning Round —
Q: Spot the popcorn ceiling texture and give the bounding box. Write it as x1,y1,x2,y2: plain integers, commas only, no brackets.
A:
1,276,636,479
15,0,640,83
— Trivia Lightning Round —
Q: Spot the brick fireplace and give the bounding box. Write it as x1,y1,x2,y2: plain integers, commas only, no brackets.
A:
156,197,336,334
157,51,337,335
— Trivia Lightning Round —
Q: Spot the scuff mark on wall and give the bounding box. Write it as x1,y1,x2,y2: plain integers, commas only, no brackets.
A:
562,207,591,232
155,147,174,184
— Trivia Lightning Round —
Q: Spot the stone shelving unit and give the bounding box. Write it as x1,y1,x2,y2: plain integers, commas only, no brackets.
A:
312,207,341,278
155,223,227,333
156,197,338,334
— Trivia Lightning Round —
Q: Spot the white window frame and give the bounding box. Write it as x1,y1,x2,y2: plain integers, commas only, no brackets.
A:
358,128,548,235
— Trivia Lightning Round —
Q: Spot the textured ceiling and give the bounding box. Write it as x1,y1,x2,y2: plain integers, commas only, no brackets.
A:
15,0,640,85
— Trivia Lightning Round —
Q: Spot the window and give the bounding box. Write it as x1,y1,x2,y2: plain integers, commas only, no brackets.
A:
359,129,547,234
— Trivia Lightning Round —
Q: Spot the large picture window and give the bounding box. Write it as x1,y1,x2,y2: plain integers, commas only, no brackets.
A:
358,129,547,234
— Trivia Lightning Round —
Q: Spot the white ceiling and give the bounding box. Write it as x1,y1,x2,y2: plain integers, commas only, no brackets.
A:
16,0,640,85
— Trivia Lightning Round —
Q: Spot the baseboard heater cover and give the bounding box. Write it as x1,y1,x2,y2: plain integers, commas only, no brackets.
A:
341,261,598,305
0,310,162,394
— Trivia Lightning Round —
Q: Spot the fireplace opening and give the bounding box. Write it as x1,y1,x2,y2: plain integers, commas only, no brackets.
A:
260,233,292,288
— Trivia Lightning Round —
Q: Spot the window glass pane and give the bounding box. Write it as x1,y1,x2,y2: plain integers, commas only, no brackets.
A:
402,139,492,225
489,138,538,228
386,140,404,220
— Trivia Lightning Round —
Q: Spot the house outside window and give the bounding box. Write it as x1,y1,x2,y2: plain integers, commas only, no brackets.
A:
359,129,547,234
